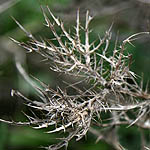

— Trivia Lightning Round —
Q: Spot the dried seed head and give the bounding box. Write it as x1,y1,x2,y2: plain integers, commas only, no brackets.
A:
1,7,150,150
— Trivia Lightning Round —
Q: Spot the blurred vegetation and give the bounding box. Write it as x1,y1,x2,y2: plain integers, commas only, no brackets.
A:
0,0,150,150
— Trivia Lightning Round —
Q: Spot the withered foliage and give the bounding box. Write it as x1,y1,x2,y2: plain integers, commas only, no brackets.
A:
1,7,150,150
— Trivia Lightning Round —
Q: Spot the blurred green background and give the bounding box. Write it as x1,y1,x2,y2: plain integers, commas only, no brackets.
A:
0,0,150,150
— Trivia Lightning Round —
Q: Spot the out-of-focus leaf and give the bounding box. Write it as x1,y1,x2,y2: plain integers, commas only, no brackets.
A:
0,123,8,150
9,126,57,147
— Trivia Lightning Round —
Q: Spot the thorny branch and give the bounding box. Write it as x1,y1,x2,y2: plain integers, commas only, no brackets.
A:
2,6,150,150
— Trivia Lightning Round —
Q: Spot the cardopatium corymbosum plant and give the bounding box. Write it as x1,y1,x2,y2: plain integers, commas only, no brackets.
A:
1,6,150,150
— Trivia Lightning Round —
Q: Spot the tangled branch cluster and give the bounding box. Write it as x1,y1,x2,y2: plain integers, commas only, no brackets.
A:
1,7,150,150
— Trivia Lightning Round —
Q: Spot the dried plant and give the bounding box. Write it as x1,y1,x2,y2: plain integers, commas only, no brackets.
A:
1,6,150,150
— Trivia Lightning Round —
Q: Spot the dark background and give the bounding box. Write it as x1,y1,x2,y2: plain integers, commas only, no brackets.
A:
0,0,150,149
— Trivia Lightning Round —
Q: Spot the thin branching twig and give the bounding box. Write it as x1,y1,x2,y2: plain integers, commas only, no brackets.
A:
1,6,150,150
